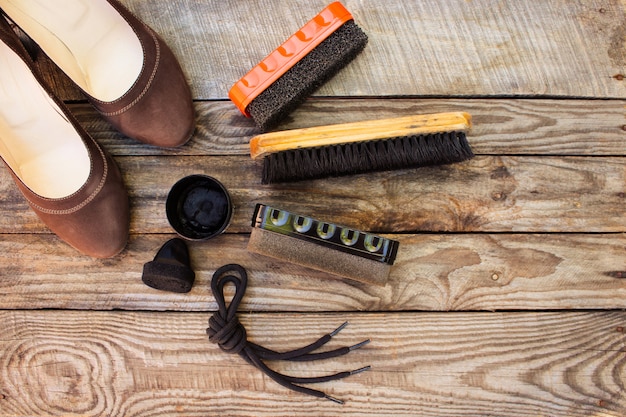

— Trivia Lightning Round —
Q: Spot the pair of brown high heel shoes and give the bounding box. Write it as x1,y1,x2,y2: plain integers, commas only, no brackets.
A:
0,0,195,257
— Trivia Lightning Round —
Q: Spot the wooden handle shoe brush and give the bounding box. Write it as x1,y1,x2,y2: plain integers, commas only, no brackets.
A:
250,112,474,183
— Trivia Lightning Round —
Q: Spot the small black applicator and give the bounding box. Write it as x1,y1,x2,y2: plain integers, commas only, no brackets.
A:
142,238,195,293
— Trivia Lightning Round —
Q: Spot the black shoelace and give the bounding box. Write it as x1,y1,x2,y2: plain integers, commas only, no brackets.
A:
206,264,370,404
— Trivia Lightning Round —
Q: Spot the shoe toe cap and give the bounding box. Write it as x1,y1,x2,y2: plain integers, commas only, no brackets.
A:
30,155,130,258
93,34,196,148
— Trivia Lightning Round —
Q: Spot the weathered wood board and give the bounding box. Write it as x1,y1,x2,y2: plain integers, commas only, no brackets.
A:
1,154,624,233
1,311,625,417
38,0,626,100
53,99,626,157
0,233,624,311
0,0,625,415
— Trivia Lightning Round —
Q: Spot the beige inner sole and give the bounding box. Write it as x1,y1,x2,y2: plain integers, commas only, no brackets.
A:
0,40,90,198
0,0,143,101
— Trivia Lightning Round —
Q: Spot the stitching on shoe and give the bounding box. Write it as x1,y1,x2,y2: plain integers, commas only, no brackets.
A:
26,146,109,215
1,13,113,215
98,29,161,116
84,1,147,106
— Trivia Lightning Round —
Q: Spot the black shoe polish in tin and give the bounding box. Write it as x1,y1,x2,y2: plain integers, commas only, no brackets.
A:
166,175,233,240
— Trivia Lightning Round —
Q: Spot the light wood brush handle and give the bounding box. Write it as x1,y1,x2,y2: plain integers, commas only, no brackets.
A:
249,111,472,160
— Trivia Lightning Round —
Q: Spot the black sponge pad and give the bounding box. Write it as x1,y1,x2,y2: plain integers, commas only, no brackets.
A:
247,20,368,132
142,261,195,293
142,238,195,293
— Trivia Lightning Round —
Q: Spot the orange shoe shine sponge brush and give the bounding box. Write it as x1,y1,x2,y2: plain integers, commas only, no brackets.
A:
229,2,368,131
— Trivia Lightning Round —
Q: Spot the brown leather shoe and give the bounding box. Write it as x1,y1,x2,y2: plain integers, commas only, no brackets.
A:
0,0,195,148
0,16,129,258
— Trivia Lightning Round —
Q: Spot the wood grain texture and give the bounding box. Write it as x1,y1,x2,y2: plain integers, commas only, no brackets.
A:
63,98,626,157
1,0,625,415
1,311,625,417
38,0,626,100
2,155,623,234
1,233,623,311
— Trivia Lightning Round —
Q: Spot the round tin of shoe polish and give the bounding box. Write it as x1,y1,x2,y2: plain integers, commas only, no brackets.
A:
166,175,233,240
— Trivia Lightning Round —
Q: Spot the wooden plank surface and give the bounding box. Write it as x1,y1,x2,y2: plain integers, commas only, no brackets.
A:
1,233,624,311
63,98,626,156
1,311,625,417
39,0,626,100
1,0,625,415
1,155,624,234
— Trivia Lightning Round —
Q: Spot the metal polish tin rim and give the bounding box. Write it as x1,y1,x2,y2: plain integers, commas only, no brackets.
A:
251,203,399,265
166,175,233,241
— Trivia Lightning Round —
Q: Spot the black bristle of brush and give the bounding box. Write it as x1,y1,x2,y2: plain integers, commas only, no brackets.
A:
262,131,474,184
247,20,368,132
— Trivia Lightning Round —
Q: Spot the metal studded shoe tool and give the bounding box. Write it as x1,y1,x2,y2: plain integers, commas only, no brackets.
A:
248,204,399,285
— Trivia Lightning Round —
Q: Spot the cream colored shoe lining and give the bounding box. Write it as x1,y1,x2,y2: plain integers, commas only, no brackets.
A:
0,39,90,198
0,0,144,101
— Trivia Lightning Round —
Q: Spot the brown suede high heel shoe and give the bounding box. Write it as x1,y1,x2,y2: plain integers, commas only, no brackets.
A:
0,16,129,258
0,0,195,147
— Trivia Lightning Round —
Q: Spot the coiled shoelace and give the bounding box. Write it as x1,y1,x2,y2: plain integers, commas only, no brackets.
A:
206,264,370,404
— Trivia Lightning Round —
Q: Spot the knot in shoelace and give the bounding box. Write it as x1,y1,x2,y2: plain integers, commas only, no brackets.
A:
207,264,370,404
207,311,247,354
207,264,248,354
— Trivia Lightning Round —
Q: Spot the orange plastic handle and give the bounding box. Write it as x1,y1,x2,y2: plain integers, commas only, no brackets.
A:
228,2,354,116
